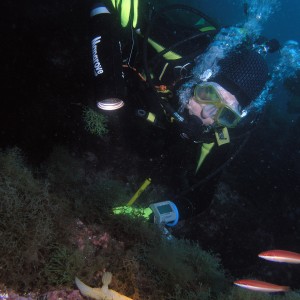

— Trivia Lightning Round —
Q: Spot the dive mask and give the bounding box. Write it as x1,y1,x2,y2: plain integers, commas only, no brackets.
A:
193,82,241,128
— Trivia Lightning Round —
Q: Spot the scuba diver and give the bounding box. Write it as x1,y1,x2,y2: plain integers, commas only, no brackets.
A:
87,0,280,218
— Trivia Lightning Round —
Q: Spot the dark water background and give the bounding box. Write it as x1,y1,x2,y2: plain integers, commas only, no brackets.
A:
1,0,300,290
165,0,300,43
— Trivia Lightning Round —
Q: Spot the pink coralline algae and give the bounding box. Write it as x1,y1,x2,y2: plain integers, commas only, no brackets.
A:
71,219,112,251
45,289,84,300
0,289,84,300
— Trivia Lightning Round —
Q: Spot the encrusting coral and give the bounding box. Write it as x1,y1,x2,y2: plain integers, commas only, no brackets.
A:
75,272,133,300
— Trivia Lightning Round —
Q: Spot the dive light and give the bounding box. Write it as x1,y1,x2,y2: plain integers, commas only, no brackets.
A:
89,2,126,111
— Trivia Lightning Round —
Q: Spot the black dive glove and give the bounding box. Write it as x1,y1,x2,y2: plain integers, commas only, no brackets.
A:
177,115,206,142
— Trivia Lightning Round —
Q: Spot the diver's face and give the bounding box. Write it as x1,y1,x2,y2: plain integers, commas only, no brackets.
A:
186,97,216,126
186,84,241,126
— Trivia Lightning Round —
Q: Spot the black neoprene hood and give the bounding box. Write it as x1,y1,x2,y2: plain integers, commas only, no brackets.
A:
213,49,269,107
